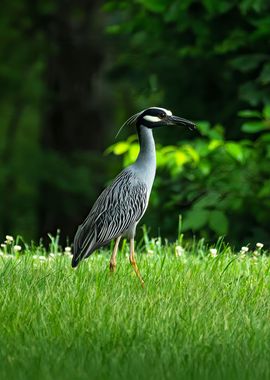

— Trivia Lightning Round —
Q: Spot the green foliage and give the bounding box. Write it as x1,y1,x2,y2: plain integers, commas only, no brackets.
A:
105,0,270,127
109,107,270,243
0,240,270,380
0,0,46,237
0,0,111,240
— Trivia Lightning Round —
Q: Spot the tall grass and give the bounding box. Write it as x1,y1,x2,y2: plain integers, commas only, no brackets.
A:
0,235,269,380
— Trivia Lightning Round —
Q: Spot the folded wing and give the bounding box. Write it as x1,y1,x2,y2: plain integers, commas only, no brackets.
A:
72,169,148,267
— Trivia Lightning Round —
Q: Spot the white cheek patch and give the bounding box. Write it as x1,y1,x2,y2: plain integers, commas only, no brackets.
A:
143,115,161,123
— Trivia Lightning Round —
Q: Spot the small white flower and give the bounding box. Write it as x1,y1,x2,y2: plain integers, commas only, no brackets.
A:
14,245,22,252
49,253,55,258
39,256,47,261
0,251,4,256
5,235,14,242
4,255,14,259
256,242,264,249
210,248,218,257
175,245,185,257
0,243,6,248
33,255,38,259
147,249,154,255
240,246,249,253
64,247,72,256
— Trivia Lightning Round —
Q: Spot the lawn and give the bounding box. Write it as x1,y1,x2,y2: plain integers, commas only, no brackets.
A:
0,236,270,380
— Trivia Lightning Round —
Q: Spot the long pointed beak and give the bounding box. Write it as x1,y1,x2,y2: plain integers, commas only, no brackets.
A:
168,115,196,130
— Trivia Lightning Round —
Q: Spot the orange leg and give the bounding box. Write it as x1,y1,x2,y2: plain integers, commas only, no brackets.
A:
129,238,144,287
109,236,121,272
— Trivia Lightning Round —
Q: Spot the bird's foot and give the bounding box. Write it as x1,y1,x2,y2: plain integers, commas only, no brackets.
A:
130,259,145,288
109,261,116,272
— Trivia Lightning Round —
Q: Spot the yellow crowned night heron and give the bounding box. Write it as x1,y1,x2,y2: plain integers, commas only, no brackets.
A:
72,107,195,286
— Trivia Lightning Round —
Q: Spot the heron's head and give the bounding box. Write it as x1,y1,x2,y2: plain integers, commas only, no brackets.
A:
116,107,195,138
137,107,196,130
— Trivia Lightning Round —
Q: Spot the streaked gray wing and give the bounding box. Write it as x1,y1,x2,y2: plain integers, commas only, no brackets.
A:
73,169,148,263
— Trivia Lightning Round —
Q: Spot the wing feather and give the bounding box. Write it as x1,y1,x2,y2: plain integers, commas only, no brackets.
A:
72,169,148,266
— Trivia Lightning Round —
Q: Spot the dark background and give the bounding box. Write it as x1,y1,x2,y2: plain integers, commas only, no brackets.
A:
0,0,270,246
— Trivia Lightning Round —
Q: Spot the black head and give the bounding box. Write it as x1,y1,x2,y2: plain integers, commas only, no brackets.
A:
115,107,196,138
136,107,196,130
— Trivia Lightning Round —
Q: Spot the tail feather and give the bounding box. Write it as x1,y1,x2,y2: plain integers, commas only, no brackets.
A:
72,244,96,267
71,255,80,268
72,225,97,268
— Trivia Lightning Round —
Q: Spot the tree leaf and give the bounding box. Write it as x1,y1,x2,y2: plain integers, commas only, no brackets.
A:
137,0,167,13
258,63,270,85
208,139,223,151
183,209,210,231
194,193,221,209
241,121,267,133
263,104,270,119
258,180,270,198
183,145,200,163
230,54,267,72
238,109,262,118
196,121,211,136
225,142,244,162
175,151,189,166
259,133,270,142
113,142,129,155
209,210,228,235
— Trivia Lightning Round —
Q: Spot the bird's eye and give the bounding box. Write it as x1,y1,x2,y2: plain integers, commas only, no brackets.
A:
159,113,166,119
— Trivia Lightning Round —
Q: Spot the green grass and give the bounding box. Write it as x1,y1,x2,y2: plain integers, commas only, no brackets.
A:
0,237,270,380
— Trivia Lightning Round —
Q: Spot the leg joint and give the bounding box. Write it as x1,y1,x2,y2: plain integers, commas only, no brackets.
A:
129,256,136,265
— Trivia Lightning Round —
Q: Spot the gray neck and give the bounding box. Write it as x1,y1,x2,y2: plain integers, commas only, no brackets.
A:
136,125,156,166
132,125,156,189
